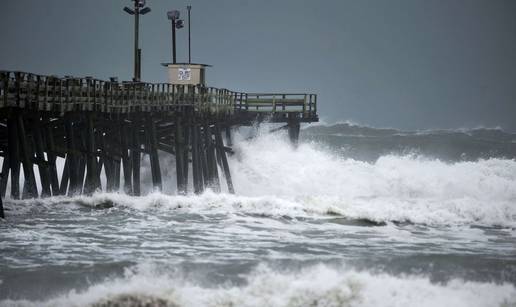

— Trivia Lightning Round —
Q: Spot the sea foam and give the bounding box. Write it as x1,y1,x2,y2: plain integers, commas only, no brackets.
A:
3,130,516,227
1,263,515,307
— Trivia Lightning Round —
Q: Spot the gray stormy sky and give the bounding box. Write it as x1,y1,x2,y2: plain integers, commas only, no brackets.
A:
1,0,515,131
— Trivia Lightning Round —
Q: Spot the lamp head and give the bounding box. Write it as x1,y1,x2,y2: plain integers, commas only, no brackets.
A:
123,6,135,15
135,0,146,8
167,10,180,20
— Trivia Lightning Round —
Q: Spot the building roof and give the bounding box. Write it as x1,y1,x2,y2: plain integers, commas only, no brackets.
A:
161,63,212,67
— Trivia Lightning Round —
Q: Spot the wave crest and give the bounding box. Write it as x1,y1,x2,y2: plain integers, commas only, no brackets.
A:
3,263,515,307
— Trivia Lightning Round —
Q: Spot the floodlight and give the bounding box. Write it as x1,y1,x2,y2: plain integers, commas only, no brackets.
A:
167,10,180,20
124,0,151,81
124,7,135,15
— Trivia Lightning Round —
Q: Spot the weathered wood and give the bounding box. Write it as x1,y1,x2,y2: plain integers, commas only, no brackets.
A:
100,132,114,192
191,123,203,194
65,117,79,196
84,112,98,195
76,155,87,195
131,118,141,196
215,125,234,194
0,70,318,206
0,156,9,198
32,117,51,197
7,116,20,199
44,122,60,195
59,156,70,195
174,116,186,194
16,112,38,198
75,122,88,194
199,126,209,189
225,127,232,147
183,124,190,189
113,159,121,191
0,189,4,218
146,114,162,191
120,122,133,194
204,123,220,192
0,71,318,121
287,113,300,147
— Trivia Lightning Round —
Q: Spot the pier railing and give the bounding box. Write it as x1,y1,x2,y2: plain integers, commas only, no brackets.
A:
0,71,317,120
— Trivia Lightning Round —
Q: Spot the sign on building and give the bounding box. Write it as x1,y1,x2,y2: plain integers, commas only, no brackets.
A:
178,68,191,81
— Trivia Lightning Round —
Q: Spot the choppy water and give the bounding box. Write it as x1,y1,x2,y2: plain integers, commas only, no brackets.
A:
1,124,516,306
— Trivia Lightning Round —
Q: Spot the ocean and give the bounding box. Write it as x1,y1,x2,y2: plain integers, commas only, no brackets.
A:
1,123,515,307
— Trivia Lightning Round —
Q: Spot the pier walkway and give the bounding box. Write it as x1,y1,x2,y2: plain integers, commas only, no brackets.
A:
0,70,318,216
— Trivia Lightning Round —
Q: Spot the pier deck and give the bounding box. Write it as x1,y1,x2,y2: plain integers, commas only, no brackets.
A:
0,71,317,214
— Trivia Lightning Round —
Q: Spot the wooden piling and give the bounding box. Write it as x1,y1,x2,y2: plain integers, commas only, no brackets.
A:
121,122,133,194
84,113,98,195
0,190,4,218
100,131,114,192
113,158,121,191
16,112,38,198
191,122,203,194
65,117,79,196
76,154,87,195
0,156,8,217
225,127,232,147
204,123,220,192
131,118,141,196
215,125,235,194
32,117,51,197
59,157,70,195
0,156,9,198
7,116,20,199
174,116,186,194
199,126,210,189
44,122,61,195
287,113,301,147
109,123,121,192
146,114,162,191
182,124,190,189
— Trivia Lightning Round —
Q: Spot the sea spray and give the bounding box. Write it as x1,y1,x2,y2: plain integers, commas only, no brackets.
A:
1,263,515,307
4,129,516,226
1,126,516,306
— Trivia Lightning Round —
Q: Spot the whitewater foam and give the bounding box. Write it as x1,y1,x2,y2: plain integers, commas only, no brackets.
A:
230,133,516,226
3,130,516,227
1,263,514,307
2,129,516,305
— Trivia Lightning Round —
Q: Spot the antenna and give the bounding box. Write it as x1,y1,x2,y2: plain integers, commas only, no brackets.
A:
187,5,192,64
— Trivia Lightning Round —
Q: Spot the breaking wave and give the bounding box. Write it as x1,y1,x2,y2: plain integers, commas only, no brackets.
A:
2,263,515,307
301,122,516,161
2,127,516,306
5,131,516,227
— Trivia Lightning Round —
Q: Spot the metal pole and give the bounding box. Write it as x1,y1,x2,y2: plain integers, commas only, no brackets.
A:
134,4,140,81
187,5,191,64
172,18,177,64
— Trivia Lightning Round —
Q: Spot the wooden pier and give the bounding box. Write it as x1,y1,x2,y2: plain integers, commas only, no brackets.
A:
0,70,317,215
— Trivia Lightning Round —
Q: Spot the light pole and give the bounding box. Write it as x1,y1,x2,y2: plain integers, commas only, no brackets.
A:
124,0,151,82
187,5,191,64
167,10,184,64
